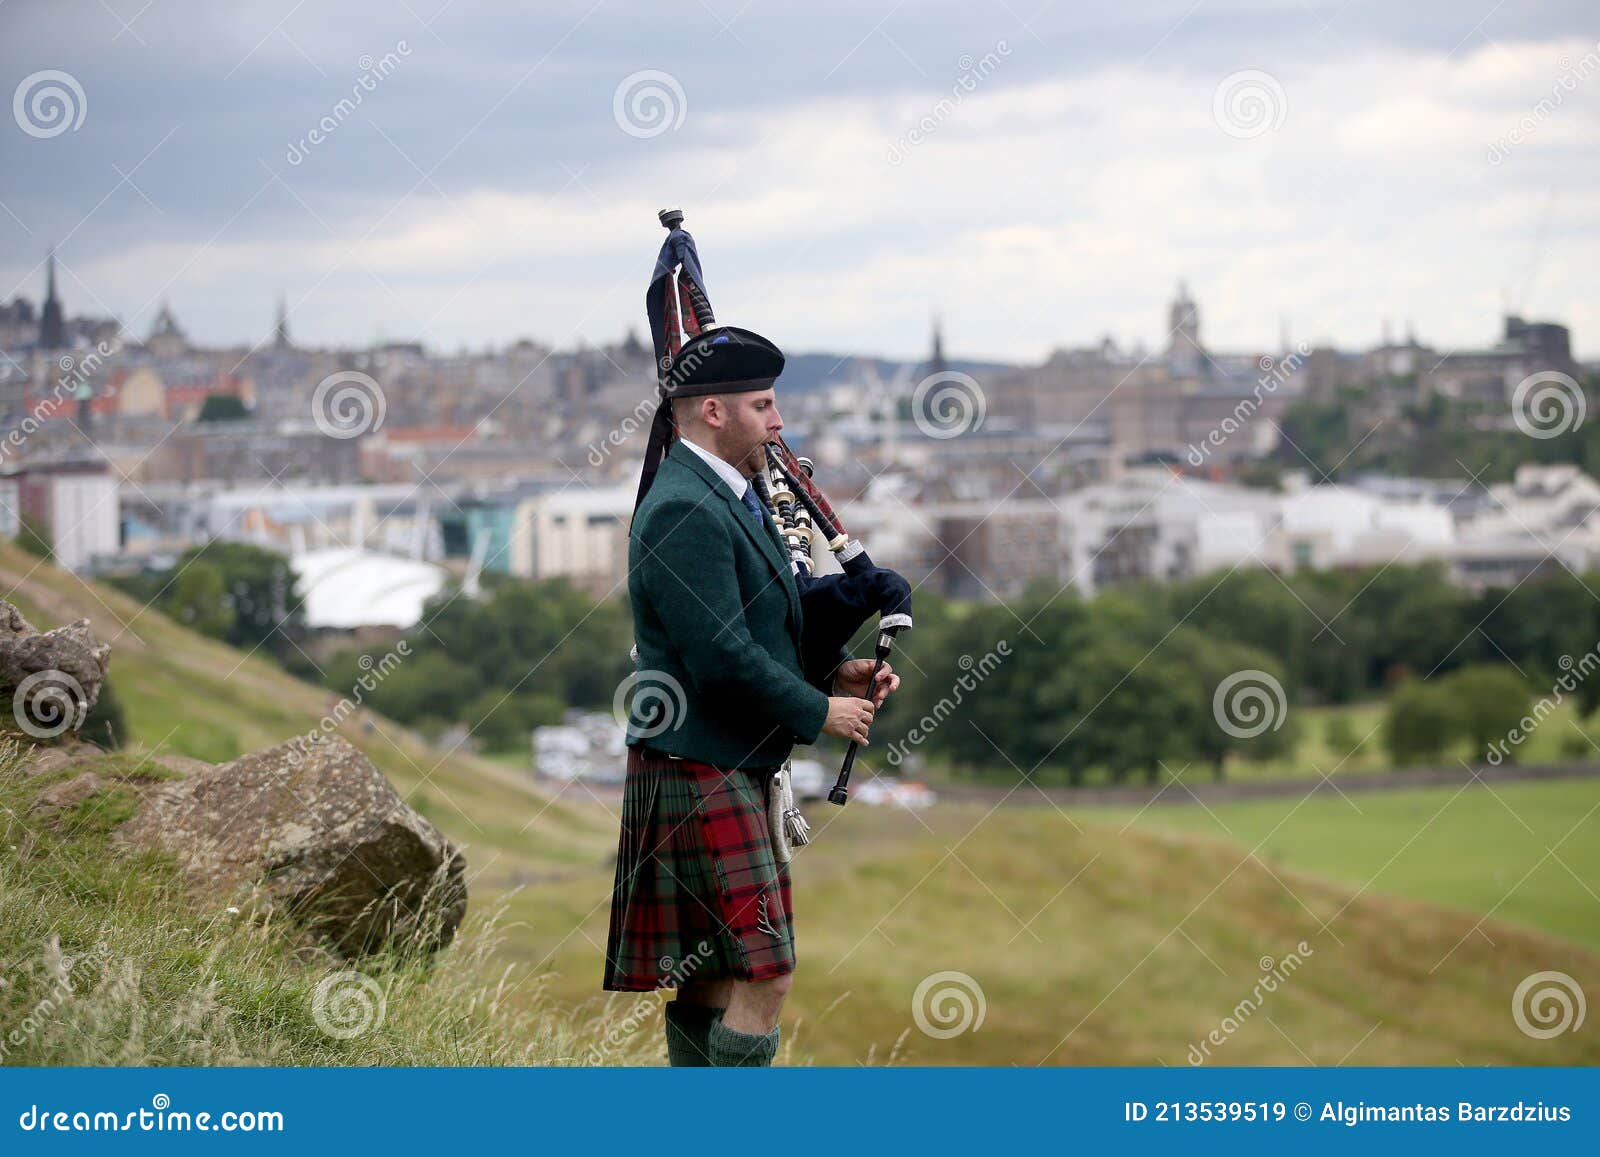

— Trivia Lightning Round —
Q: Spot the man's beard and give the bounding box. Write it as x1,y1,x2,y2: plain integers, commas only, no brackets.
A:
734,436,769,477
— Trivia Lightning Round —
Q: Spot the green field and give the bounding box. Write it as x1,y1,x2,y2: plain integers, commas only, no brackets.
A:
1083,777,1600,952
3,538,1597,1066
920,699,1597,788
1213,701,1593,782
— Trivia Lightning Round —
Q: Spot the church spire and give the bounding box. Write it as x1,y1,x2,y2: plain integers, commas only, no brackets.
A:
273,291,292,350
928,313,947,376
1165,278,1205,378
38,247,65,349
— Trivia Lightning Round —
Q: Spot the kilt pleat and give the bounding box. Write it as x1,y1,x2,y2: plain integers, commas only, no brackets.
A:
603,746,795,991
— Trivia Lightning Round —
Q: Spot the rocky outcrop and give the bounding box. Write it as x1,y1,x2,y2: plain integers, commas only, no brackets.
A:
4,599,467,961
0,603,110,740
114,735,468,957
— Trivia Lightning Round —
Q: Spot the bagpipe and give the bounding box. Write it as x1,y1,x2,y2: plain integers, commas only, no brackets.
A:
642,207,913,807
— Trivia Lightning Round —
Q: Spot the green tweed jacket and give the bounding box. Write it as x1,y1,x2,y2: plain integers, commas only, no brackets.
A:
625,437,848,768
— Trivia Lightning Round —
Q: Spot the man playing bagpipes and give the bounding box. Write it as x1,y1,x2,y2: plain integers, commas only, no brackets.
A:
603,209,913,1066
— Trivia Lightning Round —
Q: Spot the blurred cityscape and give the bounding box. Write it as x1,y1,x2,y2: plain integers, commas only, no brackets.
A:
4,250,1593,625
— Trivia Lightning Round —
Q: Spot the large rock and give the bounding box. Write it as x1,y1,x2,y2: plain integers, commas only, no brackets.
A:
116,734,468,958
28,769,104,817
0,602,110,740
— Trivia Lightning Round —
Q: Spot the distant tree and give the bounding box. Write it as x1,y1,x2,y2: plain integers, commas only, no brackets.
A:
162,541,302,653
1323,714,1364,761
1065,636,1194,785
1383,679,1457,767
323,648,481,727
167,559,235,638
1167,629,1298,780
460,689,565,753
1235,459,1284,491
922,593,1108,781
1475,573,1600,697
196,394,250,422
1578,667,1600,721
1561,730,1593,760
1444,664,1532,764
1166,571,1309,693
413,576,635,712
1365,564,1473,685
1277,395,1355,479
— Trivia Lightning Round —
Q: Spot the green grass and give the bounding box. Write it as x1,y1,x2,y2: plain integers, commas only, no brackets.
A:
0,736,660,1066
1081,777,1600,952
506,793,1600,1065
1214,700,1595,782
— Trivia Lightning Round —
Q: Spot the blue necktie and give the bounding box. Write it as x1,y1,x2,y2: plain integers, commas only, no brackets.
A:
740,485,766,526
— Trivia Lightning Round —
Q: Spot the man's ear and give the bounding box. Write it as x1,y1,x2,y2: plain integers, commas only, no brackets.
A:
700,394,726,430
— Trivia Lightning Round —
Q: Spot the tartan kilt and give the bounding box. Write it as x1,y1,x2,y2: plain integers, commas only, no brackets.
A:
603,745,795,991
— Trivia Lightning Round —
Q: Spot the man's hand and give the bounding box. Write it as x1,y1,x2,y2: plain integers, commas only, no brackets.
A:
834,659,900,707
822,696,876,745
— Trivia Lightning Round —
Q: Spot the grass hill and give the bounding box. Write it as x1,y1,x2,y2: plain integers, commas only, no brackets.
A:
1090,777,1600,952
1,537,1595,1066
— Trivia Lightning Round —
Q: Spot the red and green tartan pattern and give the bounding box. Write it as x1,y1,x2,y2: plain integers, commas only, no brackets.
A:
603,746,795,992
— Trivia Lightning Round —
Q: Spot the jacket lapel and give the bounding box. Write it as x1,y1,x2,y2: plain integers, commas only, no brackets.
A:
667,439,800,624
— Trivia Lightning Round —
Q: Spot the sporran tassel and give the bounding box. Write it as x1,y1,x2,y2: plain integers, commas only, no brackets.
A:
768,760,811,863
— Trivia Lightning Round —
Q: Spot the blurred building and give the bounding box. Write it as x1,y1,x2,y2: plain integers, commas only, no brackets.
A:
3,460,120,571
150,421,362,485
508,483,633,596
988,282,1300,468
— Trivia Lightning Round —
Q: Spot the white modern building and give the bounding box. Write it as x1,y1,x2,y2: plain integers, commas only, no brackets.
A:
290,547,450,630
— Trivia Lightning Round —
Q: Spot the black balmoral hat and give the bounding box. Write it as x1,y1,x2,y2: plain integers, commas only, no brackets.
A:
661,325,786,400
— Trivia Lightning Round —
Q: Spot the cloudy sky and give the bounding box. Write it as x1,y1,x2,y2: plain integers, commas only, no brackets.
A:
2,0,1598,363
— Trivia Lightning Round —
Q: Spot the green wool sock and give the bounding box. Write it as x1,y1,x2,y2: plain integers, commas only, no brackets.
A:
663,1000,722,1067
707,1016,781,1067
